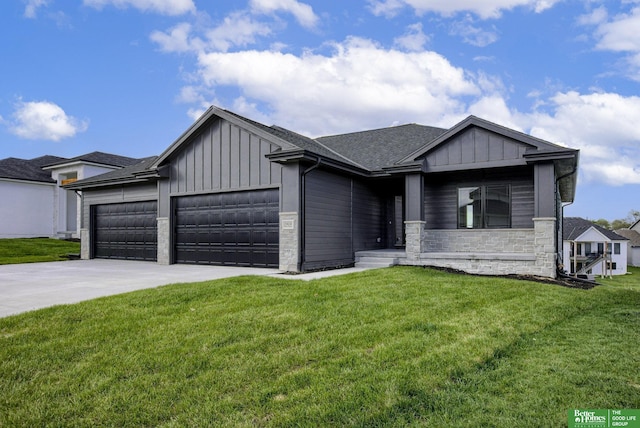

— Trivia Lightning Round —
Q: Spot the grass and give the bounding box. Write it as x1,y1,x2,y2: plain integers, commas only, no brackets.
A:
0,238,80,264
0,266,638,426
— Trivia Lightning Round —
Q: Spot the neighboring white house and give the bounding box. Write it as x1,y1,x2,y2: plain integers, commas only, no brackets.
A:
562,217,628,276
0,152,143,239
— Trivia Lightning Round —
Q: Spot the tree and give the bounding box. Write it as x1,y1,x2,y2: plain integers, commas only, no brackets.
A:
593,218,611,229
611,219,631,230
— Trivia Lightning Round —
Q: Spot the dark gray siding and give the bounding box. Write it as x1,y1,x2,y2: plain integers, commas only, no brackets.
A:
423,127,531,170
424,167,534,229
167,118,281,196
303,168,385,270
82,182,158,229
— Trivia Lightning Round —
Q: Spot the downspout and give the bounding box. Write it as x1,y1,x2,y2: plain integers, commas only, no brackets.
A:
299,157,322,272
555,164,578,276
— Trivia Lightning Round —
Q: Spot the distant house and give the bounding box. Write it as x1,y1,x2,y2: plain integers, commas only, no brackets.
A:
0,152,144,239
614,227,640,267
562,217,628,276
66,106,579,278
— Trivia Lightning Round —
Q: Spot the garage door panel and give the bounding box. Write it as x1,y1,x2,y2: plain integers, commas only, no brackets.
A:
174,189,279,267
93,201,157,261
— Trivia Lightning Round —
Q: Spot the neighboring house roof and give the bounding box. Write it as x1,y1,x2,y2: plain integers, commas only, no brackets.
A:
631,219,640,231
316,124,447,171
64,157,159,189
0,156,66,183
563,217,628,241
615,229,640,247
0,152,143,184
42,151,142,169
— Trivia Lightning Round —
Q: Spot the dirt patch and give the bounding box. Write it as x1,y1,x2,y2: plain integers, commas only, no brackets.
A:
422,265,599,290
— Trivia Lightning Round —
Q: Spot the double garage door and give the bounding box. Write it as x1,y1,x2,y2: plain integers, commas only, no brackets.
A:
92,189,279,267
174,189,279,267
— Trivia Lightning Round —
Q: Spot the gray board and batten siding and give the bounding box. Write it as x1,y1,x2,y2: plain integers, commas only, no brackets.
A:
420,127,532,172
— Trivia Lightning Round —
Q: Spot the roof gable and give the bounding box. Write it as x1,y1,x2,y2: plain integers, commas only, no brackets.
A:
400,116,574,165
152,107,301,169
563,217,628,241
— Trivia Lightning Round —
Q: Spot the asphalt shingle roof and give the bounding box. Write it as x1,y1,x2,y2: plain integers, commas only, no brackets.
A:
316,124,447,171
0,156,65,183
65,156,159,188
614,229,640,247
43,151,141,168
563,217,628,241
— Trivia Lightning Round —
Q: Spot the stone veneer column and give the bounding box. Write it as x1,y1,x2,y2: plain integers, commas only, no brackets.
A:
80,228,90,260
533,217,556,278
404,220,425,263
157,217,170,265
279,212,299,272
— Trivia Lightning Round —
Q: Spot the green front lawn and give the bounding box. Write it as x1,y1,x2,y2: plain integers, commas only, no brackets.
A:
1,267,638,426
0,238,80,265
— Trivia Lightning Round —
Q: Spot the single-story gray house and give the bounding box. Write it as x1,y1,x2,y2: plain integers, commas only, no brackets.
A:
65,106,579,278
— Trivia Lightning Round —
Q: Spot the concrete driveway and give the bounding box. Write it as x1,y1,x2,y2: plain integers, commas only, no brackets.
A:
0,259,279,318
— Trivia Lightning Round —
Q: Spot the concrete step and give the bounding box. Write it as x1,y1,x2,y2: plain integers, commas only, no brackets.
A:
354,256,399,268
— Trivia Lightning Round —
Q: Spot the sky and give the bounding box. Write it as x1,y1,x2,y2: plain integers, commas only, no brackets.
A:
1,0,639,222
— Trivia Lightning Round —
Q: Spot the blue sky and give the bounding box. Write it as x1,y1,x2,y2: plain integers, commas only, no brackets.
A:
1,0,639,222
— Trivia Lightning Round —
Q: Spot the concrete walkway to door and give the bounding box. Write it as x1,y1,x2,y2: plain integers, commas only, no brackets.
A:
0,259,279,318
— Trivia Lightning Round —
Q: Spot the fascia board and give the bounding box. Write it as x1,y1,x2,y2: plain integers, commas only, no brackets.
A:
0,177,56,186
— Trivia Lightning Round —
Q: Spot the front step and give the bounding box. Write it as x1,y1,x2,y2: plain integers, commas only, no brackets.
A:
354,250,406,268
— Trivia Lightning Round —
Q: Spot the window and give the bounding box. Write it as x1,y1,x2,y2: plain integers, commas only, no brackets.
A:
458,185,511,229
577,243,582,256
597,243,604,255
585,243,592,255
614,243,621,255
608,262,617,270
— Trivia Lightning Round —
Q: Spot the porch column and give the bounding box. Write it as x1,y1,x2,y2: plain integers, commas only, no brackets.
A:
534,217,556,278
279,163,302,272
404,173,425,262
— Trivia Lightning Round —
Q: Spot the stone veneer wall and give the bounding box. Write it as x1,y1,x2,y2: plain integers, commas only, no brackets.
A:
80,228,90,260
157,217,170,265
279,212,299,272
403,217,557,278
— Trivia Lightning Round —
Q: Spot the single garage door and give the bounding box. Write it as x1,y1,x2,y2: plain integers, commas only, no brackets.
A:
92,201,157,261
174,189,279,267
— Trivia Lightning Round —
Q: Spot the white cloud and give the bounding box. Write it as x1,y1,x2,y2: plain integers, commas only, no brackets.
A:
205,12,273,52
83,0,195,15
368,0,562,19
249,0,319,29
450,15,499,46
393,23,429,51
579,5,640,80
150,22,202,53
195,36,479,135
525,91,640,185
8,100,88,141
23,0,49,18
594,6,640,52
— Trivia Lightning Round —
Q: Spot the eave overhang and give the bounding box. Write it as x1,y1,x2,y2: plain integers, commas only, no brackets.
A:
266,149,372,177
63,175,158,191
